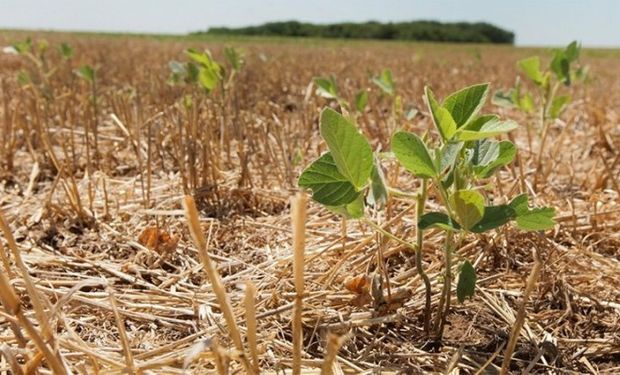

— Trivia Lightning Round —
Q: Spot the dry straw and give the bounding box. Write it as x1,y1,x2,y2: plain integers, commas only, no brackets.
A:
244,281,260,373
183,195,255,374
291,192,307,375
501,251,543,374
0,211,68,374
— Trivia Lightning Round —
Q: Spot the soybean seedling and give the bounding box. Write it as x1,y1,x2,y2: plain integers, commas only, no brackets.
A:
298,82,556,339
493,41,587,188
372,69,418,135
313,76,371,129
313,76,352,114
75,64,100,167
169,47,251,185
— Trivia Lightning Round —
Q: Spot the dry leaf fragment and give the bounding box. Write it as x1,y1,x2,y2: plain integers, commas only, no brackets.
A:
343,274,370,294
138,226,179,254
344,274,372,307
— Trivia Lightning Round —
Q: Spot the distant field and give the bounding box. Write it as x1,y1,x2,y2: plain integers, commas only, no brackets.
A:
0,30,619,374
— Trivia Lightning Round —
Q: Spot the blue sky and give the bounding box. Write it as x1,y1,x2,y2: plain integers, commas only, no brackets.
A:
0,0,618,47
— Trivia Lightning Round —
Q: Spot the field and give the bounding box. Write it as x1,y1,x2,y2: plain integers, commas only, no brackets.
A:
0,31,619,374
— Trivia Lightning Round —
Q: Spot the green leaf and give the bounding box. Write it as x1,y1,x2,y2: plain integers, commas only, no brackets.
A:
320,108,373,190
186,49,214,67
355,90,368,112
515,207,556,231
185,49,222,92
550,50,570,85
463,115,499,132
509,194,529,215
441,168,455,190
440,142,464,172
442,83,489,128
12,39,32,54
327,194,365,219
519,92,535,113
473,140,516,178
76,65,95,82
509,195,556,231
548,95,570,119
186,62,199,83
470,205,516,233
392,131,437,178
314,77,339,99
565,41,580,62
450,190,485,230
455,118,518,141
574,65,589,82
298,153,360,206
434,107,458,140
425,87,457,140
518,56,543,85
472,139,499,166
224,46,243,71
492,89,516,108
372,69,395,96
457,260,477,303
368,159,388,208
36,39,48,55
59,42,73,59
418,212,460,231
198,67,221,93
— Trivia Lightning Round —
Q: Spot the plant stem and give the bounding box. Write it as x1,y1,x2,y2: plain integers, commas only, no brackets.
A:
363,218,413,251
364,211,432,334
434,229,454,338
387,186,419,200
91,77,99,169
434,178,456,219
415,179,432,334
534,81,560,189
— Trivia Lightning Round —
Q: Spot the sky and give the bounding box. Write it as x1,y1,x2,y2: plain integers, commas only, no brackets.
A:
0,0,618,47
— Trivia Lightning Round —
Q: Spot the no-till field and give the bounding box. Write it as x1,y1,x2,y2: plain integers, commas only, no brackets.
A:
0,33,619,374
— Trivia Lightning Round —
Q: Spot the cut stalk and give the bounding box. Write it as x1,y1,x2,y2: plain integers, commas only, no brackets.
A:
108,287,135,374
291,192,307,375
320,333,348,375
244,281,260,374
183,196,255,374
501,256,542,374
0,250,67,374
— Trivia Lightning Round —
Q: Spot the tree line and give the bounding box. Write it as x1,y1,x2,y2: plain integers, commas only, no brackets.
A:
197,20,515,44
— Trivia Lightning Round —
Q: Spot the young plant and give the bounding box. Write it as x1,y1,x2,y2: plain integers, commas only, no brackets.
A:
371,68,395,97
313,76,371,120
492,41,587,187
371,69,418,135
396,83,555,336
185,48,224,94
75,64,99,167
313,76,350,112
168,47,251,186
298,83,556,339
10,38,55,99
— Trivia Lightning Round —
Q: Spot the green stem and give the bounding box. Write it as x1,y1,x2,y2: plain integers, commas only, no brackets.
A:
387,186,418,200
416,179,432,334
433,178,455,219
363,218,415,251
434,229,454,338
535,81,560,189
91,78,99,169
